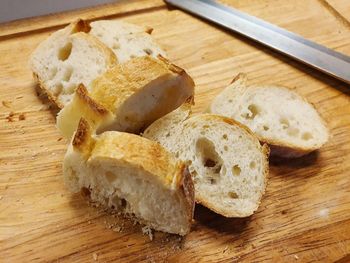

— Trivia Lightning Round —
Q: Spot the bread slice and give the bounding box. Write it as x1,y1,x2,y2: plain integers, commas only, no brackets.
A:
89,20,167,63
30,20,117,108
57,55,194,139
209,73,329,158
63,118,194,235
144,108,269,217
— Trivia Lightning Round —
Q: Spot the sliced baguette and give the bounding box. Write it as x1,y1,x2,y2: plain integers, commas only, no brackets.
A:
64,118,194,235
209,73,329,158
144,108,269,217
90,20,167,63
57,55,194,139
30,20,117,108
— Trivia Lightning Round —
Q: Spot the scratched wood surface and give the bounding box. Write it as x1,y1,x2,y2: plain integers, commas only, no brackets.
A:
1,0,349,262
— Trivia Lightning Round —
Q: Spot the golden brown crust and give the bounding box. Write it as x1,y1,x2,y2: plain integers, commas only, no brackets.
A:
72,118,95,155
185,96,195,105
72,19,91,33
92,132,185,188
179,165,195,226
157,54,184,75
72,118,90,148
33,73,64,109
75,84,110,116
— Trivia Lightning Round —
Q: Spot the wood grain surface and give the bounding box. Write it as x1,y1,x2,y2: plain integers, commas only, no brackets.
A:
1,0,349,262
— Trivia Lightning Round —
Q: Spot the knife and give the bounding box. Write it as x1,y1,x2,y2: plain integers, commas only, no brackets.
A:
165,0,350,85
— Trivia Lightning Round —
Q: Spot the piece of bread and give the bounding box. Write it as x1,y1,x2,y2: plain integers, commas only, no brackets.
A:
63,118,194,235
57,55,195,139
209,73,329,158
144,107,269,217
89,20,167,63
30,20,117,108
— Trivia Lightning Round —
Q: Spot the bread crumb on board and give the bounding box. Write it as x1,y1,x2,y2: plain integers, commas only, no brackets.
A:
18,113,26,121
6,112,15,122
294,254,299,260
113,226,122,232
142,226,154,241
92,252,98,261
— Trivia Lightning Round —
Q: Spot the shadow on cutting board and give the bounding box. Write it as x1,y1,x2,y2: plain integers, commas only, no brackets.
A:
270,150,319,168
194,204,253,236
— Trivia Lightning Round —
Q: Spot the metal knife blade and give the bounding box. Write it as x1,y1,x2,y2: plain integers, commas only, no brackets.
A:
165,0,350,85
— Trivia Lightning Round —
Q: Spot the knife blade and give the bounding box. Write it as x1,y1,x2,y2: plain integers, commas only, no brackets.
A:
165,0,350,85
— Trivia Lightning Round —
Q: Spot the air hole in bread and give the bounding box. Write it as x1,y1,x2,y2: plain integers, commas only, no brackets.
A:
228,99,233,103
62,67,73,82
204,159,216,167
222,134,228,140
209,178,216,184
196,138,223,180
242,104,260,120
143,48,153,55
249,161,256,169
111,196,129,211
287,127,299,137
48,67,57,80
228,191,239,199
112,43,120,50
263,125,269,131
130,55,136,59
120,198,127,208
203,125,210,129
200,131,206,136
280,118,290,129
105,171,117,183
302,132,313,141
232,165,241,176
175,152,179,158
165,132,171,138
58,42,72,61
224,145,228,151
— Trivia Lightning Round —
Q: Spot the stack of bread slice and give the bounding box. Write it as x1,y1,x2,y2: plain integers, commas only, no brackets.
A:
30,19,329,236
30,19,195,235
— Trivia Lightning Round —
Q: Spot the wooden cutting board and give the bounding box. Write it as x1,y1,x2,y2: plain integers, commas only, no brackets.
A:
1,0,349,262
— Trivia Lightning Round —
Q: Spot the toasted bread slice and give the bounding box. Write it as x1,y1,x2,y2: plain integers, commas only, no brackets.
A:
89,20,167,63
209,73,329,158
63,118,194,235
30,20,117,108
57,56,194,139
144,107,269,218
